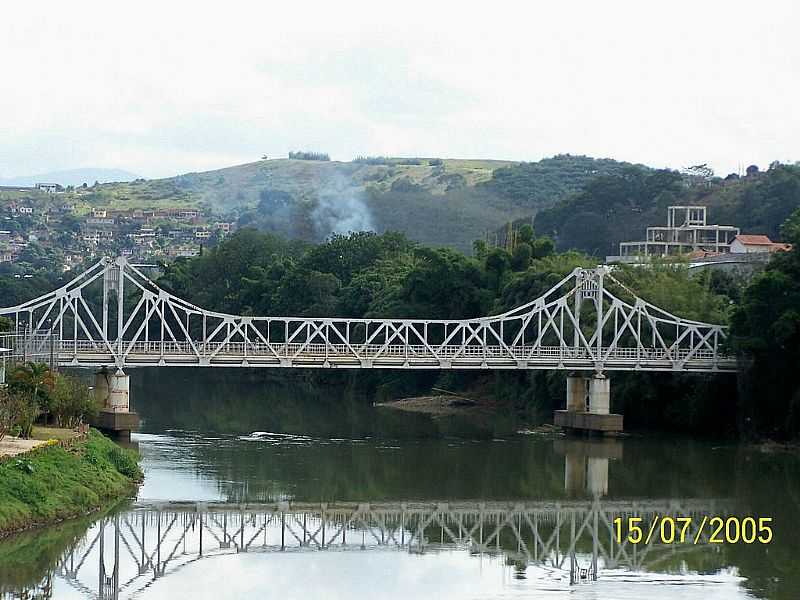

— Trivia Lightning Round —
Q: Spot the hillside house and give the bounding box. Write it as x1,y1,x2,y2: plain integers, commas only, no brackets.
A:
35,183,59,194
730,235,792,254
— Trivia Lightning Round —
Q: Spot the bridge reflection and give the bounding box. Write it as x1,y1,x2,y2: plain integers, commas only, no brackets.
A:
19,495,728,600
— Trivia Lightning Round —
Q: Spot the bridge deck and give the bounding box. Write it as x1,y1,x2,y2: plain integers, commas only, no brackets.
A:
56,341,737,371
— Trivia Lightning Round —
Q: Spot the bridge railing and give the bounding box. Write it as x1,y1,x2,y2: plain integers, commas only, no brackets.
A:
56,340,725,364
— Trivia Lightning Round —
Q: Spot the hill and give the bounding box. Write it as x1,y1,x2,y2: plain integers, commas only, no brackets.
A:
75,155,635,252
0,168,139,187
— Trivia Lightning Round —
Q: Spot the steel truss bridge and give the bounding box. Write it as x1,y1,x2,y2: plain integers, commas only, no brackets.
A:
0,256,737,372
20,498,731,599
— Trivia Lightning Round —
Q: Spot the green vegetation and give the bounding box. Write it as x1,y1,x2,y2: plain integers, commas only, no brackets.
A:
732,208,800,439
0,364,97,440
0,430,141,535
480,154,642,209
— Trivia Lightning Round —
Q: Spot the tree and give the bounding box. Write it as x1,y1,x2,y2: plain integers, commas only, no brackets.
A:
731,208,800,438
532,237,555,259
0,388,38,440
8,362,55,426
683,163,715,185
51,374,97,428
511,243,533,271
517,224,534,245
484,248,511,293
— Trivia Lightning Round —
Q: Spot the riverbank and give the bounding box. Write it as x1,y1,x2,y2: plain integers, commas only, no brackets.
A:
0,429,142,537
0,426,84,459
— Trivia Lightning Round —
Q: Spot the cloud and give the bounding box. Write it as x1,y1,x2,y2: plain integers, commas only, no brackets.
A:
1,1,798,178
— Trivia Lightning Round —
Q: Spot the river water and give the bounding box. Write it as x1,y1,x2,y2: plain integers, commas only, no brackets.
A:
1,369,799,599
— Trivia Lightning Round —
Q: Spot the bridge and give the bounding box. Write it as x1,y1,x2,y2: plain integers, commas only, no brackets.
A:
15,498,733,599
0,256,737,435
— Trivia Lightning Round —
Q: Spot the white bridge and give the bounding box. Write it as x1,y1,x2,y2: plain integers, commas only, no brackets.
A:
0,256,736,373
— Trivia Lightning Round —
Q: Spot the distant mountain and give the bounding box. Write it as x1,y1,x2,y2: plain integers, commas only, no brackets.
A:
0,168,139,187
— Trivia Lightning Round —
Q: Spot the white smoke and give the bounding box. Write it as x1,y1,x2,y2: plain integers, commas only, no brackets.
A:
311,174,375,237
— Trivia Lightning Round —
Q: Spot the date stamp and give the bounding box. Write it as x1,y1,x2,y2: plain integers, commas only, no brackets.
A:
613,516,773,545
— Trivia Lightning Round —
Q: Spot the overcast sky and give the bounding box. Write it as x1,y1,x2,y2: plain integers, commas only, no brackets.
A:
1,1,797,179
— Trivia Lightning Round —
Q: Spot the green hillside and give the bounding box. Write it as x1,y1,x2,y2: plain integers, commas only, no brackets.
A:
78,154,634,252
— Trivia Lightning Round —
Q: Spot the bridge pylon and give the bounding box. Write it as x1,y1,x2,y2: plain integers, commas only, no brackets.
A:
555,372,623,435
92,366,139,440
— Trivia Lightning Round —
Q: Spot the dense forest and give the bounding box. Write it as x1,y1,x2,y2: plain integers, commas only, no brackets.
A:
535,162,800,256
150,220,799,440
479,154,643,209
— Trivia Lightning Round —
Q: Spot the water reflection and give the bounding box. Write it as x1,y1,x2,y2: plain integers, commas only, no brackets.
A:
3,369,800,599
9,497,738,599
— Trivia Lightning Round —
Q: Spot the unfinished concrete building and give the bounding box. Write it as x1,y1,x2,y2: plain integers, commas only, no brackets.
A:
618,206,739,258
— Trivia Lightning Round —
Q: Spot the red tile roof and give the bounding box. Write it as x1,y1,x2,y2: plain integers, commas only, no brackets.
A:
734,234,774,245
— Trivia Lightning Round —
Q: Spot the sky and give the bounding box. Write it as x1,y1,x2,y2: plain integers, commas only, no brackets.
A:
1,1,797,179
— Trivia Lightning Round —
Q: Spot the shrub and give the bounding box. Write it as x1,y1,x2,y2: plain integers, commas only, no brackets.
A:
0,389,39,439
50,374,97,428
108,447,140,479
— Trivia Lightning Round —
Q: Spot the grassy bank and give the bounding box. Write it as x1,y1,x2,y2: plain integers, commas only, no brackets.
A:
0,430,142,536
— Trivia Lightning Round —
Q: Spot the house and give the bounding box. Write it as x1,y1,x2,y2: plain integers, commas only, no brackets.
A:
35,183,59,194
92,209,108,218
730,234,792,254
168,245,200,258
0,247,12,263
83,230,114,244
86,216,115,226
130,228,156,246
194,229,211,239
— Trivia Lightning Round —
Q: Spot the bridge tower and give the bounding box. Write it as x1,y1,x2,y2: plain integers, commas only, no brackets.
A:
555,269,623,435
92,258,139,440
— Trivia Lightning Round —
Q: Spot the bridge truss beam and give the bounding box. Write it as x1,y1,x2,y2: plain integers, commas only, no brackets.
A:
0,256,737,373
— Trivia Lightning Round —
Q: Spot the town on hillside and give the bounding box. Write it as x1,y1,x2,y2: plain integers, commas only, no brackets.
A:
0,182,236,270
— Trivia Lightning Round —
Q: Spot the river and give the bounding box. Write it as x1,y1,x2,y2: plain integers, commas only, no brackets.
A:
1,369,799,599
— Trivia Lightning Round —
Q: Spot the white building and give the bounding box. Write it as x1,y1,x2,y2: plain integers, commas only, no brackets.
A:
730,234,791,254
36,183,59,193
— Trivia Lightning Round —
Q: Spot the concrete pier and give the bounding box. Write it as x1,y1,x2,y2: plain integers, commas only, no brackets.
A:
92,368,139,440
554,373,623,434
